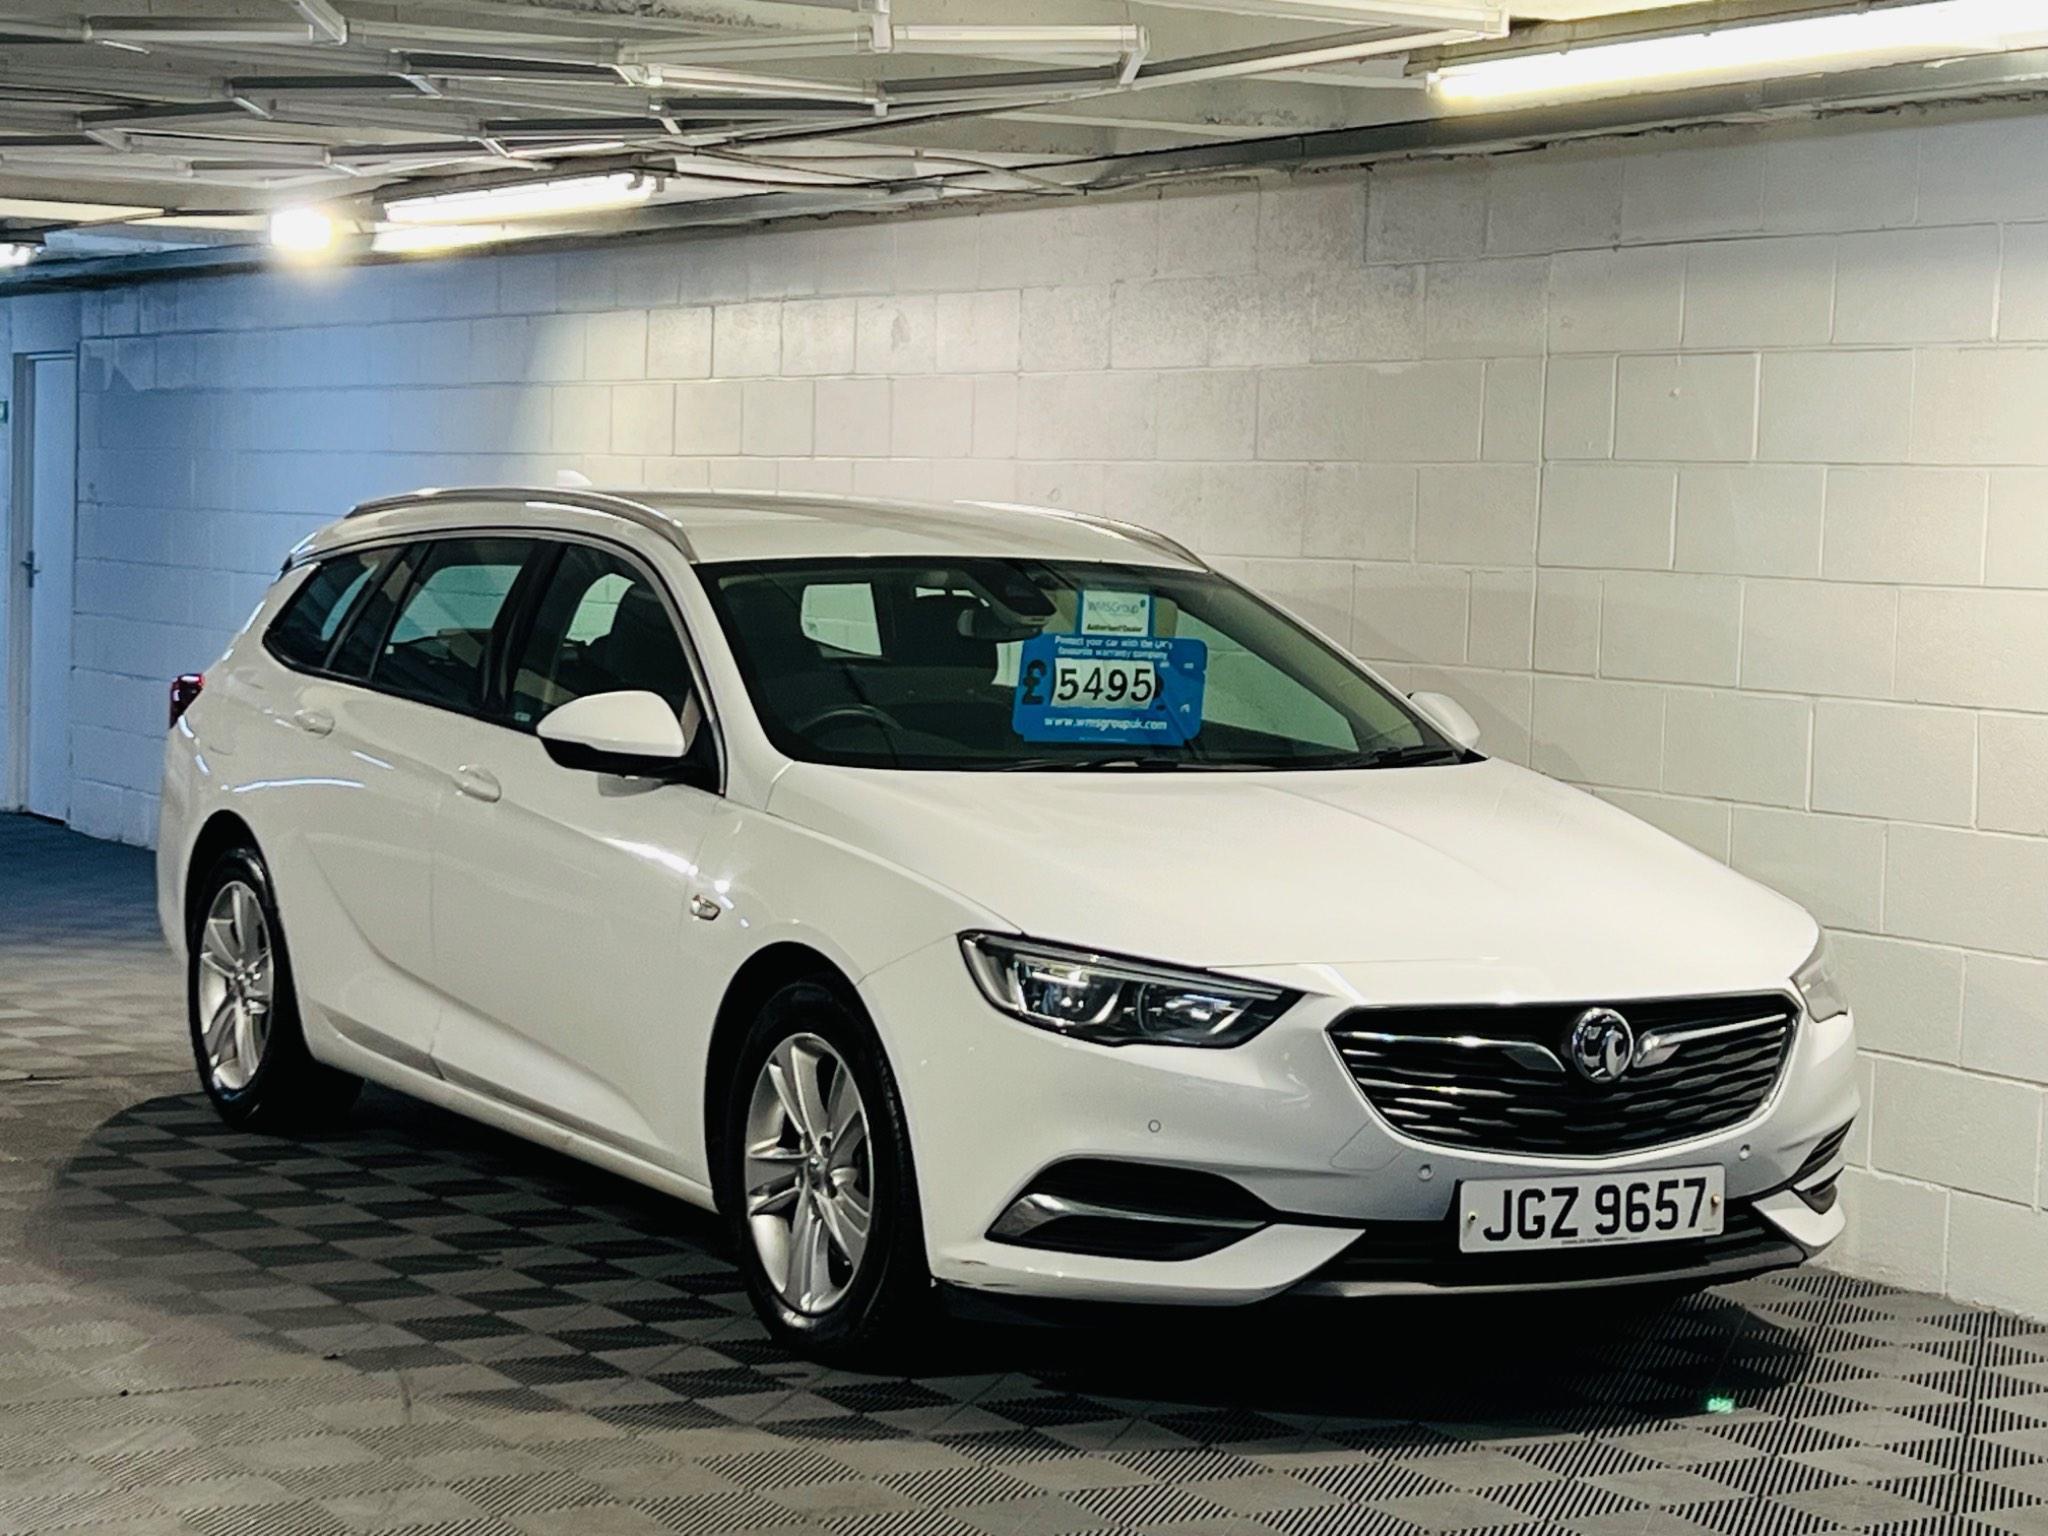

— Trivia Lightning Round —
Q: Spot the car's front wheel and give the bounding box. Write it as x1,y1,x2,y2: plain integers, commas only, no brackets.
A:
187,846,360,1130
718,979,930,1361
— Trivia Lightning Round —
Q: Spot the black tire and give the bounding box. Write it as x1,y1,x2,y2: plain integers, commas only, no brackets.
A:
187,845,361,1131
716,977,931,1363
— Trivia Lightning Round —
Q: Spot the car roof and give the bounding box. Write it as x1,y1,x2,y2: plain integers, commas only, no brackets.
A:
298,486,1206,571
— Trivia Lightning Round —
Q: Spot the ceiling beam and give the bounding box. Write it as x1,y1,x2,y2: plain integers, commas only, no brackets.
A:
7,0,2030,259
286,0,350,46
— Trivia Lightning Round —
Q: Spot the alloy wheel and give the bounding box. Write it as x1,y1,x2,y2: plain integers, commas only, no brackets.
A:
743,1032,874,1315
195,880,274,1092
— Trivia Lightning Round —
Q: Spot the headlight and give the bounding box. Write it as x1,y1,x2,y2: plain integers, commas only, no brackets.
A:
1794,933,1849,1023
958,933,1295,1047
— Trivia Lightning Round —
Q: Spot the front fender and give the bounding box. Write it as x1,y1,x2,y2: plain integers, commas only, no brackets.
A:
698,806,1012,987
671,806,1011,1189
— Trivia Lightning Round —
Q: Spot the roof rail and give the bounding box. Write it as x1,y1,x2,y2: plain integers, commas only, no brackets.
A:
330,485,1198,570
344,485,695,560
969,502,1205,569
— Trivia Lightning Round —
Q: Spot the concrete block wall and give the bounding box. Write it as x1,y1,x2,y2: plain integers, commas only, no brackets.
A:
9,103,2048,1317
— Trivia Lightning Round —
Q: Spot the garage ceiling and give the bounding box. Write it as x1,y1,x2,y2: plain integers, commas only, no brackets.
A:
4,0,2048,276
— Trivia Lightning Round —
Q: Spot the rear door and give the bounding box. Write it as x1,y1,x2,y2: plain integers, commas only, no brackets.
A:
297,535,539,1068
429,536,727,1169
246,544,443,1067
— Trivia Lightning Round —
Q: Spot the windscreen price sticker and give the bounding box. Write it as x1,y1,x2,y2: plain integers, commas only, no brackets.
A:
1013,634,1206,745
1055,657,1155,707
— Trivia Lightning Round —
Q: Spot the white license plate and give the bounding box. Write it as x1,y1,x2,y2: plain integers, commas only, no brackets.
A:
1458,1165,1725,1254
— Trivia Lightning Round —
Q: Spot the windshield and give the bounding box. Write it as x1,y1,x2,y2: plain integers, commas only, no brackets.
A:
699,556,1464,771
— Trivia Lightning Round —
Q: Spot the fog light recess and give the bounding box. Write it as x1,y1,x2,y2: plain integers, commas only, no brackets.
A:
987,1159,1273,1261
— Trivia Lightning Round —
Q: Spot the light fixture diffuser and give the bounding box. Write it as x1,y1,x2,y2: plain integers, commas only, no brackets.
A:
1432,0,2048,102
383,172,655,225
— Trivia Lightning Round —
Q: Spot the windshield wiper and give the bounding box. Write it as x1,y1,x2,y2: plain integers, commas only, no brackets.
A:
983,748,1468,772
1337,743,1470,770
987,756,1204,772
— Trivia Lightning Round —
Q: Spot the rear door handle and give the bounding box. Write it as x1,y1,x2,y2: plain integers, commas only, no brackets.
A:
292,708,334,737
453,765,502,803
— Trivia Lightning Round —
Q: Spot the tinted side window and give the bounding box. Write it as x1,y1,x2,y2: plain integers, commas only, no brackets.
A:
372,538,532,711
265,551,384,670
510,544,692,728
327,546,419,682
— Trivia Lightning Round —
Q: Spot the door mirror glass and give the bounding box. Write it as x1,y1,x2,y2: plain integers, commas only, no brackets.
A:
538,690,690,773
1409,690,1482,750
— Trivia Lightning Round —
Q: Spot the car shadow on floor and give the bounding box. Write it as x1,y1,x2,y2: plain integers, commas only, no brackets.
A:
31,1085,1824,1448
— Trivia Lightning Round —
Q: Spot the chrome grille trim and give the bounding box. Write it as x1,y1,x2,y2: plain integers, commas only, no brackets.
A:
1634,1012,1787,1068
1327,994,1799,1158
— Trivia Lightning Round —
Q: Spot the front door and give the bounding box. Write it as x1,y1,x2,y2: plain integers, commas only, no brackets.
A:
429,539,725,1169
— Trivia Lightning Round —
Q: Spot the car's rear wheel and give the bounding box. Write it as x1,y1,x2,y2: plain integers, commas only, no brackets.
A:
188,847,360,1129
719,978,930,1362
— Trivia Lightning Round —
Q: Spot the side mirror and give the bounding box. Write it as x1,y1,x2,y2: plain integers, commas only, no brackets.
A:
539,690,695,775
1409,690,1482,751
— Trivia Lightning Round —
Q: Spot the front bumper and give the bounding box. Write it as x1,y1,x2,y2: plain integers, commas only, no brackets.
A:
860,940,1857,1306
1290,1186,1827,1297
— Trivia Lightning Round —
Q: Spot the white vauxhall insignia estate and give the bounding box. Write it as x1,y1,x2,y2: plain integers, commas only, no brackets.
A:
159,486,1857,1358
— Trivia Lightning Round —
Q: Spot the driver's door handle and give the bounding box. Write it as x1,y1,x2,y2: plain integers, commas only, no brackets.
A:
453,765,502,804
292,707,333,737
19,552,39,588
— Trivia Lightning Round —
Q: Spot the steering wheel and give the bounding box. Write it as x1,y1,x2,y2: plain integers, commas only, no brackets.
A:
794,702,903,738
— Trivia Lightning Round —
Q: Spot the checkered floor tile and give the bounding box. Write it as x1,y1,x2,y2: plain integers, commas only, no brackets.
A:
3,812,2047,1536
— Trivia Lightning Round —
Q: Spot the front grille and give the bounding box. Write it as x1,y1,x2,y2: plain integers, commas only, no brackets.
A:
1328,994,1797,1157
1299,1204,1801,1291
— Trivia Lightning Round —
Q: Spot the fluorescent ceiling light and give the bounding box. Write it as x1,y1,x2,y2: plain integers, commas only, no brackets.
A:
0,243,37,268
0,196,161,222
1433,0,2048,102
139,214,267,231
384,172,655,225
268,206,335,252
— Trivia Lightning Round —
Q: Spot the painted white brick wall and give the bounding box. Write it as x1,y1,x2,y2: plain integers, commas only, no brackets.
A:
9,105,2048,1318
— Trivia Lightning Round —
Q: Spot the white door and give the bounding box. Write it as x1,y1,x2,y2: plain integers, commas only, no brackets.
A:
8,353,77,820
429,540,724,1169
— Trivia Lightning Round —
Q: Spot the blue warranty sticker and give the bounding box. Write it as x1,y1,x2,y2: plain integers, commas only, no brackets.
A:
1012,633,1206,745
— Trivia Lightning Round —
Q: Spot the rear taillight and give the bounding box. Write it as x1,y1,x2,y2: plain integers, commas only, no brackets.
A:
169,673,204,727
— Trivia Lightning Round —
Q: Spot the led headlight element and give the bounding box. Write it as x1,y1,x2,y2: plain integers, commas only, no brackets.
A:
959,933,1295,1047
1794,934,1849,1023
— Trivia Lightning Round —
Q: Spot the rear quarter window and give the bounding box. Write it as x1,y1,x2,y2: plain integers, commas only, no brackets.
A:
264,550,385,671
